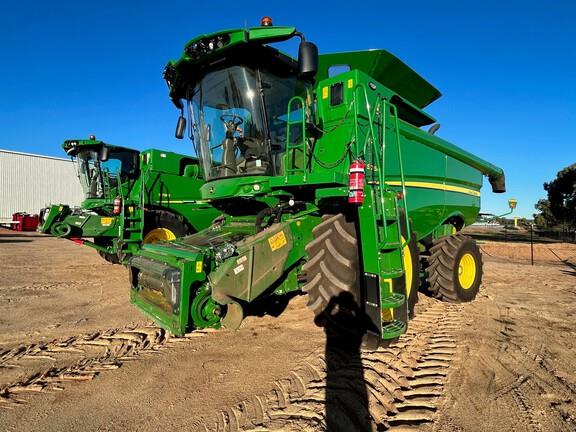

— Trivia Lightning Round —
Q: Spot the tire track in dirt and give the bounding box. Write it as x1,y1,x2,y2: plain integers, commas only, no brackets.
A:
492,301,576,432
201,300,462,431
503,343,576,431
437,296,576,432
0,324,216,409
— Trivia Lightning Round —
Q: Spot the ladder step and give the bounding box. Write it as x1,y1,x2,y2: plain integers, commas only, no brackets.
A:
380,241,401,248
122,239,140,243
381,269,404,279
124,228,140,232
381,320,407,340
381,293,405,309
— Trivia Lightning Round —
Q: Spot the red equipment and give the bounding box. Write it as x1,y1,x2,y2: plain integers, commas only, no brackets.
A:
348,160,365,204
11,213,39,231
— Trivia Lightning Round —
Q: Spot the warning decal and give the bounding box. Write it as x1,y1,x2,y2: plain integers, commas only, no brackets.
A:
268,230,287,251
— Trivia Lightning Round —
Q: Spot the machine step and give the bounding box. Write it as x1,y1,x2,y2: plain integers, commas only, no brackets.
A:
381,292,405,309
381,268,404,279
380,241,401,250
381,320,407,339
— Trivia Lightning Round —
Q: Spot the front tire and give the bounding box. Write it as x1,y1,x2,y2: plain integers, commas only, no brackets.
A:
426,233,483,302
94,238,121,264
302,214,421,341
302,213,362,336
98,250,121,264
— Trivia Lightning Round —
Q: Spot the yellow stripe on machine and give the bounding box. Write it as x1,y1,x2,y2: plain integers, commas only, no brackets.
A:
386,181,480,197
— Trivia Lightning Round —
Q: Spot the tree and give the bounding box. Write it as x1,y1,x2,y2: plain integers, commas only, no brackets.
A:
534,199,556,228
534,163,576,230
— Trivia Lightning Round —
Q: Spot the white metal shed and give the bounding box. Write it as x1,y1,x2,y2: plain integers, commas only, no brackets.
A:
0,149,84,222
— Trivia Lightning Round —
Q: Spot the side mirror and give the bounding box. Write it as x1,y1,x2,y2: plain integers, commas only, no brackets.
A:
298,41,318,79
175,115,187,139
100,145,109,162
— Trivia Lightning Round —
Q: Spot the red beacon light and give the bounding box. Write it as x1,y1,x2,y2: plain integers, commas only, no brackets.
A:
260,16,273,26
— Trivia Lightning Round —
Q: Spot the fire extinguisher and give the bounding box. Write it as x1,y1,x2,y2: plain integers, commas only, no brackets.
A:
348,160,365,204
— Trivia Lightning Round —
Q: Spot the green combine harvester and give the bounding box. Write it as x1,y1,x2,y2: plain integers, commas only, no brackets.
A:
128,18,506,346
39,137,220,263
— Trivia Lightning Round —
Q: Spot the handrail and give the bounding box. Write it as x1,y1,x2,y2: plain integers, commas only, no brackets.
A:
352,84,389,244
352,84,378,157
387,101,411,246
284,96,307,178
350,88,412,248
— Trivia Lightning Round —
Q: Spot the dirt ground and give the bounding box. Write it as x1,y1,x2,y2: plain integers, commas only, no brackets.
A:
0,228,575,431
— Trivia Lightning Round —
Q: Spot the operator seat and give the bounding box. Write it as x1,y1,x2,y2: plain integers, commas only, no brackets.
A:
237,138,268,174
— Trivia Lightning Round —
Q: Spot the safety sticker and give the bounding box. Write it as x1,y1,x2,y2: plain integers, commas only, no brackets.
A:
233,264,245,275
268,230,287,251
195,261,203,273
100,217,114,226
237,256,247,265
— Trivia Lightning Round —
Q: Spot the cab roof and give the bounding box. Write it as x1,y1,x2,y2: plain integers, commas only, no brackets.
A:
61,139,138,156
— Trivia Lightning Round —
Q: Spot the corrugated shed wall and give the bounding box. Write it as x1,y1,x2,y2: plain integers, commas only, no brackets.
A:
0,150,84,219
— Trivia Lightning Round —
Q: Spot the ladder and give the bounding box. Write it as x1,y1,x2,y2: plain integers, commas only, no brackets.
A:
116,175,143,258
352,85,410,341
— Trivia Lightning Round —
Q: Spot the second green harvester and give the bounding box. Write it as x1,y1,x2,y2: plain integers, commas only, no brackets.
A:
39,137,220,263
128,18,506,346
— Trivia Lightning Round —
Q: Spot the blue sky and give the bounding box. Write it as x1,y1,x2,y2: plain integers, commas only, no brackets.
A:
0,1,574,217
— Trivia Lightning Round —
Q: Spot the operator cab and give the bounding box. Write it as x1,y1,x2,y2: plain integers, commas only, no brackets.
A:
185,45,308,181
63,139,139,199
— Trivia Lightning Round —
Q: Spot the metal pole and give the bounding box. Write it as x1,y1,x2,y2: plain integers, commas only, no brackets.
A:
530,224,534,266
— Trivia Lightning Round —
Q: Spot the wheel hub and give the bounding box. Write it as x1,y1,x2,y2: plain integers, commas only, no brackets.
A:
190,288,223,329
458,253,477,289
143,228,176,244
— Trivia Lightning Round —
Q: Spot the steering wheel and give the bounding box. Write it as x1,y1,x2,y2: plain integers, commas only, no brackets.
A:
220,114,244,128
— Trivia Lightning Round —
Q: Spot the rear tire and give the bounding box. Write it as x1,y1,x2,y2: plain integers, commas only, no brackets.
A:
402,234,420,319
143,210,190,244
426,233,483,302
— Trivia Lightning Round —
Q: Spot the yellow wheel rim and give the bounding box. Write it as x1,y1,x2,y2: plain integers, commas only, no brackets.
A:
143,228,177,244
402,236,413,299
458,253,477,289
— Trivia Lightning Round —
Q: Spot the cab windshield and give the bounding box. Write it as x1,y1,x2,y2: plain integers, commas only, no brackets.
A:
188,65,301,180
75,148,138,199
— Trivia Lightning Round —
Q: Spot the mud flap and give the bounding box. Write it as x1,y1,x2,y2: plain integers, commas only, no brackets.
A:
363,272,382,340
